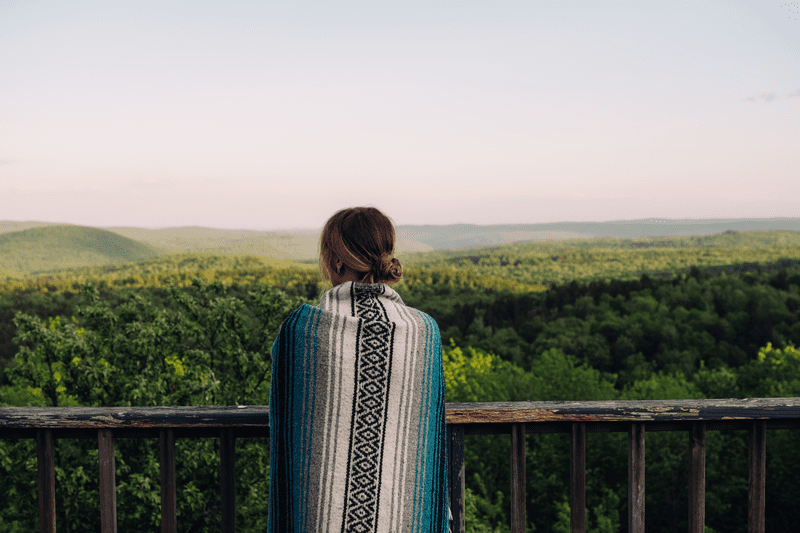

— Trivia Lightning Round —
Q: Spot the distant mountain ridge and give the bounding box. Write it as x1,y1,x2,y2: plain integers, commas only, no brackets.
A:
107,226,434,257
1,218,799,274
395,218,800,249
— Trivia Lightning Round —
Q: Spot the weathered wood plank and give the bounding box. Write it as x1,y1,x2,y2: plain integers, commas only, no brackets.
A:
570,423,586,533
460,419,800,436
6,418,798,440
748,420,766,533
510,424,526,533
3,399,800,431
446,398,800,425
160,429,176,533
220,429,236,533
688,422,706,533
37,430,55,533
448,425,466,533
628,424,645,533
98,429,117,533
0,405,269,430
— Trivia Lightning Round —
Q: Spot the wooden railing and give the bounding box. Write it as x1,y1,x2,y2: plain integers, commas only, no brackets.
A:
2,398,799,533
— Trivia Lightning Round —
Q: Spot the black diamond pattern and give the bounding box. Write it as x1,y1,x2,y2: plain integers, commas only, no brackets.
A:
342,284,393,533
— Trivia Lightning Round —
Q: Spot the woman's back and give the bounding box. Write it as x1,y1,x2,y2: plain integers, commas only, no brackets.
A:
268,281,449,532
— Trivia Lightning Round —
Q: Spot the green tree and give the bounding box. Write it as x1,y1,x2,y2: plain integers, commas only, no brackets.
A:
1,280,307,532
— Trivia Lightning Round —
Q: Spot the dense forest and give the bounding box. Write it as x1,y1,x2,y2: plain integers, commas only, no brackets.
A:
401,230,800,286
1,236,800,532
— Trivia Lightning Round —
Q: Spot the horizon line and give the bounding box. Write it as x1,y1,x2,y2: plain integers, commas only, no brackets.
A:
3,216,800,233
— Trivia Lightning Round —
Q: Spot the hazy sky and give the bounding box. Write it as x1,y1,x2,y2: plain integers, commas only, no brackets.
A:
1,1,798,230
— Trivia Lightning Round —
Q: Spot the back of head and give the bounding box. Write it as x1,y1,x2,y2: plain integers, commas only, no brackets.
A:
320,207,403,285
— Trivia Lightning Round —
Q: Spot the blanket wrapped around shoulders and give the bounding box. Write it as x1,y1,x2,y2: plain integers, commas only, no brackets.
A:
269,281,449,533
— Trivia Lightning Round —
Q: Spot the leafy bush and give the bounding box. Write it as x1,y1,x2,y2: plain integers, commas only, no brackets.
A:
1,280,308,532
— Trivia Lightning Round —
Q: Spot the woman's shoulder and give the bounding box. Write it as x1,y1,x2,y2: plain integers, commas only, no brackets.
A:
278,303,316,330
400,305,440,335
405,305,433,321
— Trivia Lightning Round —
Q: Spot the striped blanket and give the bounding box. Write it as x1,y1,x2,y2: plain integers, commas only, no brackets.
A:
269,281,449,533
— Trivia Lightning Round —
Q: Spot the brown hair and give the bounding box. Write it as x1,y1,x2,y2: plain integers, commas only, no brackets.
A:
319,207,403,285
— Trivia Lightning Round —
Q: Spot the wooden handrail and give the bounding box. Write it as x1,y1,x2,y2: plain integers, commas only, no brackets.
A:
4,397,800,431
3,398,800,533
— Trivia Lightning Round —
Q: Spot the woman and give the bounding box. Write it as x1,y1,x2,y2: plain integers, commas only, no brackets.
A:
268,207,449,533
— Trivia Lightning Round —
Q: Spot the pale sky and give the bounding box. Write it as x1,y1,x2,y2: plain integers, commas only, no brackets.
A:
1,1,798,230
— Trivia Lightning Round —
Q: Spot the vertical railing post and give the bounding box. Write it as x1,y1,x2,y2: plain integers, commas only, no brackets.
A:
570,422,586,533
628,423,645,533
748,420,766,533
510,424,527,533
37,429,56,533
220,429,236,533
688,422,706,533
98,429,117,533
448,425,466,533
160,429,177,533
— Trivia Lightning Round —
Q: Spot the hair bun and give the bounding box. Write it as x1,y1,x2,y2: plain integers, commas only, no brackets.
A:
374,252,403,283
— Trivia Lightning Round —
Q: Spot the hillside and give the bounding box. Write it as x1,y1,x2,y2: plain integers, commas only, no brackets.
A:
0,225,160,273
401,229,800,285
0,221,59,235
107,226,433,260
395,218,800,249
106,219,800,257
2,218,799,270
396,226,593,249
402,229,800,261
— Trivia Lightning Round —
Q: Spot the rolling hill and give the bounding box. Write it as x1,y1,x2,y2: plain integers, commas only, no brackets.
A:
0,221,61,235
119,218,800,258
2,218,800,274
106,226,433,259
0,225,160,273
394,218,800,249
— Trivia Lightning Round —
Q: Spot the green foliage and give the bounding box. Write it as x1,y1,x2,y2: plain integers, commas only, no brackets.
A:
442,328,800,532
1,238,800,531
414,266,800,392
620,371,700,400
0,258,543,371
444,341,618,530
443,341,616,404
525,348,616,401
0,438,38,532
0,280,308,532
443,340,502,402
0,253,322,298
464,486,511,533
739,342,800,397
8,314,91,407
403,232,800,286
